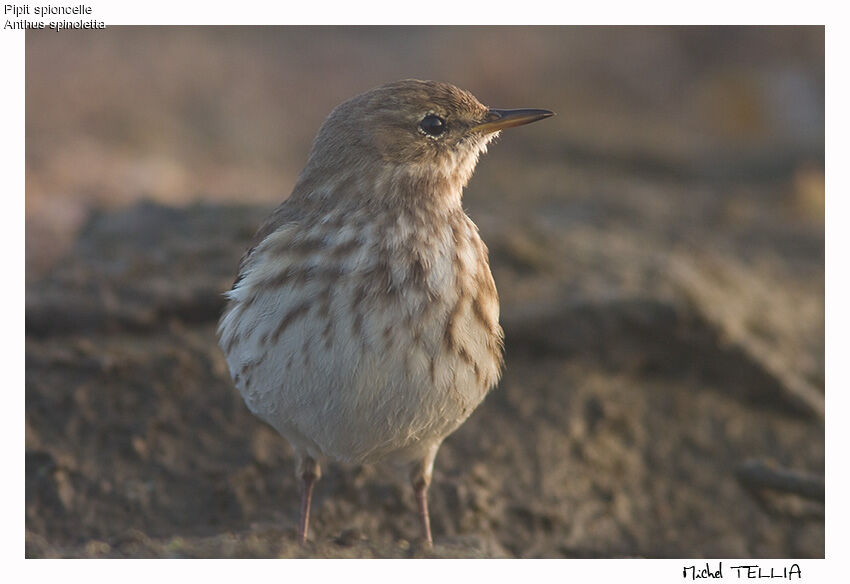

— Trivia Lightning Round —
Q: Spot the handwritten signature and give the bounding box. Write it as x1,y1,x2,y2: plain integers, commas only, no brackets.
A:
683,563,802,580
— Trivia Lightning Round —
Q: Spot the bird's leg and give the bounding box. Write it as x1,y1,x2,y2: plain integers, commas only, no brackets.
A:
413,475,433,548
410,444,440,549
297,456,321,545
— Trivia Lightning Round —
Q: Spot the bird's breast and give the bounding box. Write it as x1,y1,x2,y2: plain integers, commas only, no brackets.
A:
218,205,503,463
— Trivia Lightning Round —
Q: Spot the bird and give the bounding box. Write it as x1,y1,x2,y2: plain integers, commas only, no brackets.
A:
218,79,553,548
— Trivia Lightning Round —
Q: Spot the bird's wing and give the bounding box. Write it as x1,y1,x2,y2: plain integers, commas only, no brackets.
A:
232,198,305,288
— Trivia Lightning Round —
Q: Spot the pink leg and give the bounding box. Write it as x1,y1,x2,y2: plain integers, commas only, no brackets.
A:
410,444,440,549
297,456,321,545
413,477,433,548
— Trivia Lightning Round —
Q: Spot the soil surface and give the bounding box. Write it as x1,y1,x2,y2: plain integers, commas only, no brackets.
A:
25,26,824,558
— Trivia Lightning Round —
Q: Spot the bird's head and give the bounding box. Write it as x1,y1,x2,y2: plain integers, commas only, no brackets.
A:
292,79,553,208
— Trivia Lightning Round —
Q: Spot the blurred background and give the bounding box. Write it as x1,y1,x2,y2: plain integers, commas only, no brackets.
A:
26,27,824,558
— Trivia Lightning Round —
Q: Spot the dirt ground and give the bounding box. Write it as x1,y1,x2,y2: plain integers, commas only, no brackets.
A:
25,26,824,558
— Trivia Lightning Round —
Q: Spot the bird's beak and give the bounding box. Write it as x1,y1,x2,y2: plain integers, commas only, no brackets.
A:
472,108,555,134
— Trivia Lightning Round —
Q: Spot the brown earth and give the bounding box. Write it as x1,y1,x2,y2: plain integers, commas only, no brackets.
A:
25,26,824,558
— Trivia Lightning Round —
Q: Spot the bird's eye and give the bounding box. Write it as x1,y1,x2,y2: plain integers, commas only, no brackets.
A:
419,114,446,137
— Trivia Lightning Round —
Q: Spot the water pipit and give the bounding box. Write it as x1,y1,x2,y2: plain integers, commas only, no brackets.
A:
218,79,553,548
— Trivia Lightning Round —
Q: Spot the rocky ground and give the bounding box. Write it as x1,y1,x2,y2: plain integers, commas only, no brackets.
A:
25,26,824,558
